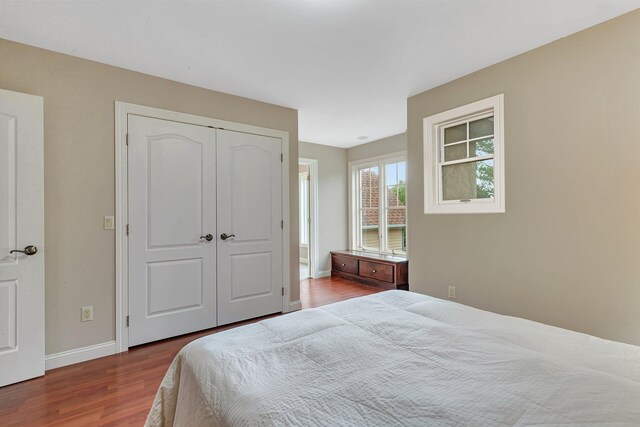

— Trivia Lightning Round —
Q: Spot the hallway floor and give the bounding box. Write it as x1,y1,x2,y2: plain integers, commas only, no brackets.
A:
299,261,310,279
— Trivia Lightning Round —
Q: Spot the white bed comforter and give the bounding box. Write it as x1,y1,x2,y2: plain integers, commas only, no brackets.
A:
146,291,640,426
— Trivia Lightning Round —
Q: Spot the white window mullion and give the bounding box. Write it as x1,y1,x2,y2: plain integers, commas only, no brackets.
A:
356,170,363,249
357,209,361,249
359,170,365,250
466,122,470,158
440,154,494,167
378,161,386,253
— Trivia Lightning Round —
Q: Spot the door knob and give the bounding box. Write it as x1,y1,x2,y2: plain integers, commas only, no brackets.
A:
220,233,236,241
10,245,38,256
200,234,214,242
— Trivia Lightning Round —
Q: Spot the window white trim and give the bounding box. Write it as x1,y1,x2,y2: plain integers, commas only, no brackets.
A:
424,94,505,214
348,151,407,255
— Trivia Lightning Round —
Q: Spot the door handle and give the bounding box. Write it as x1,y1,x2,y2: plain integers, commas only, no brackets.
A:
200,234,214,242
220,233,236,241
10,245,38,256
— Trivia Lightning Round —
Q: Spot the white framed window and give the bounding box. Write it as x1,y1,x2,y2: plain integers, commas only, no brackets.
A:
424,94,505,214
349,153,407,255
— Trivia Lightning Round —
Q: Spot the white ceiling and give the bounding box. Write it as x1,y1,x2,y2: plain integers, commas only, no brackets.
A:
1,0,638,148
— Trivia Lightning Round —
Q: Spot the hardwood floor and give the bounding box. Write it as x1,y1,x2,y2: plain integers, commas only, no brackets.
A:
300,274,381,308
0,276,382,426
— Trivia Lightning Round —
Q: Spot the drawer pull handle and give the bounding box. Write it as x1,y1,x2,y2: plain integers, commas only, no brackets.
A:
371,270,376,273
341,263,346,267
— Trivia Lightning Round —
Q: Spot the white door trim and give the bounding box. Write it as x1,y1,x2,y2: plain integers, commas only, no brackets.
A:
298,158,319,279
115,102,291,352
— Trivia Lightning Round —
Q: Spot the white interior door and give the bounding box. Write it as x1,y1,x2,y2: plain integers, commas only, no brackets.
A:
128,115,217,346
217,130,283,325
0,88,44,386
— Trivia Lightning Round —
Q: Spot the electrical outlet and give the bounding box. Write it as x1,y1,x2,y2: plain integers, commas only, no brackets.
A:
448,286,456,299
104,216,115,230
81,306,93,322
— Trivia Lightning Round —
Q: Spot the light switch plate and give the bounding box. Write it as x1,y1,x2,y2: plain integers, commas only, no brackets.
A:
104,216,115,230
81,306,93,322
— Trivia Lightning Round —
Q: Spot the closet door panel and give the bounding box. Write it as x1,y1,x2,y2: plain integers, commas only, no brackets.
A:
128,115,216,346
216,129,283,325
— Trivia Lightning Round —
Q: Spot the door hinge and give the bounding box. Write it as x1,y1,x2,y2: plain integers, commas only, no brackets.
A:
126,133,129,145
281,220,284,229
281,153,283,162
282,287,285,296
126,224,129,235
126,315,129,327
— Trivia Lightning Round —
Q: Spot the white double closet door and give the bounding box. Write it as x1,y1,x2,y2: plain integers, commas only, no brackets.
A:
128,115,283,347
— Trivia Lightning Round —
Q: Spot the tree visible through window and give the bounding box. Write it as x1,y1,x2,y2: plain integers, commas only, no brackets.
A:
441,115,495,201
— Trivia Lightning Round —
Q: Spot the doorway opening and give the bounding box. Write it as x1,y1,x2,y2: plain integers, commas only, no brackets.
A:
298,158,318,280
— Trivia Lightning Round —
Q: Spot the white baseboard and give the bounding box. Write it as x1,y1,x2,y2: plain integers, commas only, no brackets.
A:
45,341,116,371
288,300,302,312
316,270,331,278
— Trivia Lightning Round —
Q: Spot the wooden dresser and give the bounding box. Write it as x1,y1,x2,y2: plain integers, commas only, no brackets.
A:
330,250,408,290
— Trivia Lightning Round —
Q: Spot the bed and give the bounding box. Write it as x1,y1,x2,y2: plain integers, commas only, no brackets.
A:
146,290,640,426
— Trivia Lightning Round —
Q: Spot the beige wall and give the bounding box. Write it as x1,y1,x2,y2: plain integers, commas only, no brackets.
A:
407,11,640,345
347,133,406,162
299,141,348,273
0,39,299,355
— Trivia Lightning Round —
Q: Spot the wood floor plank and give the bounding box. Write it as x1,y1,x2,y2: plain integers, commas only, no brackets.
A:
0,276,382,426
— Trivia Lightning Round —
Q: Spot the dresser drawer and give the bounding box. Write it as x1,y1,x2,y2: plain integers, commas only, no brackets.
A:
359,261,394,283
332,255,358,275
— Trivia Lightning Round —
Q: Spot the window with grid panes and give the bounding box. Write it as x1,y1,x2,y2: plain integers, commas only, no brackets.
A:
424,94,504,214
353,157,406,254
